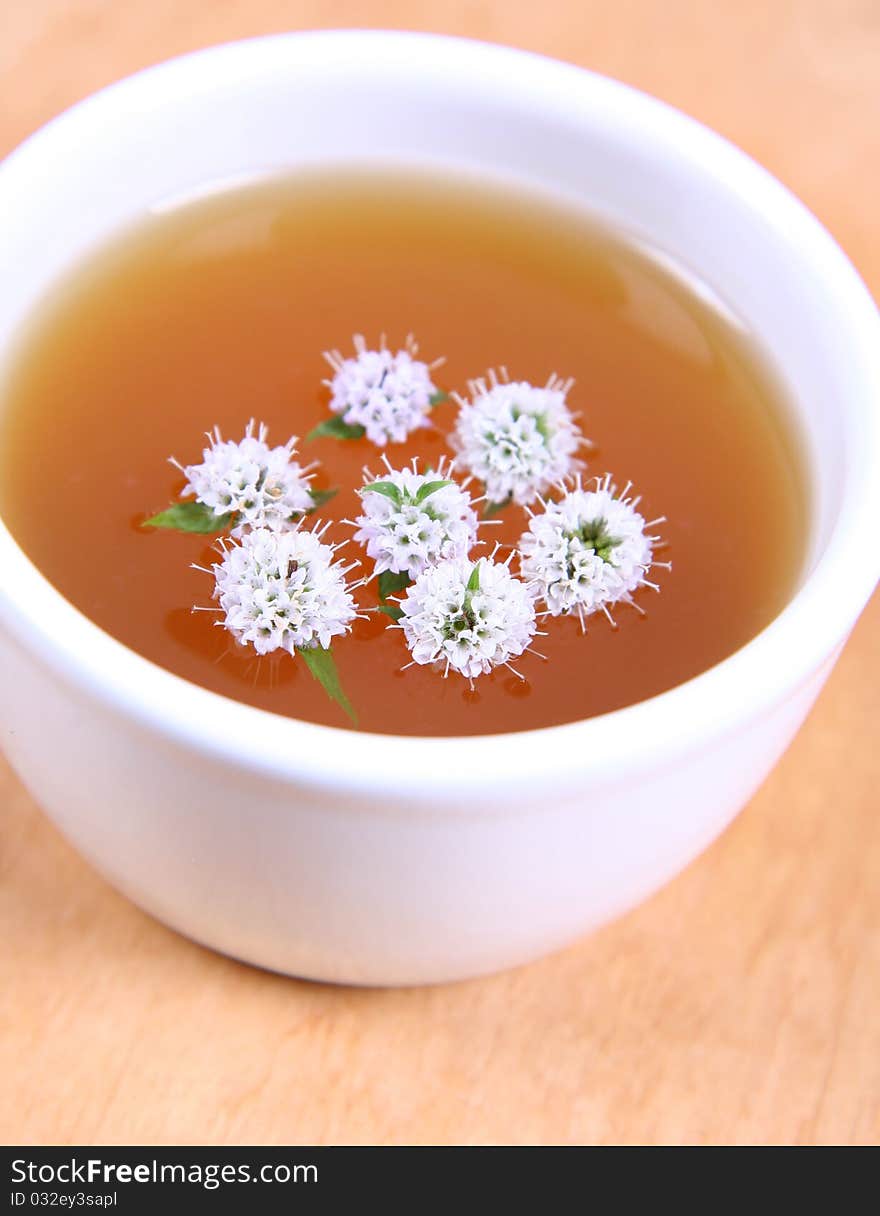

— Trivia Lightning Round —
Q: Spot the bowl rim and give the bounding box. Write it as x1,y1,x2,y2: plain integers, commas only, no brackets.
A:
1,29,879,799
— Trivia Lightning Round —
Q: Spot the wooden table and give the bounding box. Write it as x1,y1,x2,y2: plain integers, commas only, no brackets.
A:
2,1,878,1146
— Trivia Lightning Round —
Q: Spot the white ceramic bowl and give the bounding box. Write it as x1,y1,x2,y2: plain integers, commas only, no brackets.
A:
1,32,878,985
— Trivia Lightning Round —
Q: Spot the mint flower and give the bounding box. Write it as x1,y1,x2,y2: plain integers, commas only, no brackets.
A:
211,524,360,655
519,476,664,627
178,420,313,533
450,369,584,507
353,456,479,580
323,334,442,445
398,555,537,683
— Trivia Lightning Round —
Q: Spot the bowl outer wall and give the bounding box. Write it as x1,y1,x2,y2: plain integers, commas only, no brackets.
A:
0,32,877,981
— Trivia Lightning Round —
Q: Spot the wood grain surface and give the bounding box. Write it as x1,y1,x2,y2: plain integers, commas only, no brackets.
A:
1,0,878,1146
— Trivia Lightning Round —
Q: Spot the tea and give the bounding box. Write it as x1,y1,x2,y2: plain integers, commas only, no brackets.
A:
0,166,806,735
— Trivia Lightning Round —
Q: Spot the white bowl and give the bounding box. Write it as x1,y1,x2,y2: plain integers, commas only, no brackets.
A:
1,32,878,985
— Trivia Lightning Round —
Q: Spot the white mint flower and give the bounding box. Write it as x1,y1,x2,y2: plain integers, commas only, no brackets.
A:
323,334,443,445
450,369,584,507
353,456,479,580
178,420,314,532
398,554,538,683
519,475,665,628
210,524,360,656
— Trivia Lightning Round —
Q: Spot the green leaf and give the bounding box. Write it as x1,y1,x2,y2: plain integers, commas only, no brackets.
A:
306,486,338,512
414,479,453,504
307,417,366,442
483,495,513,519
362,480,403,507
297,645,357,725
377,569,411,603
377,604,404,622
429,390,449,407
466,561,481,593
141,501,236,534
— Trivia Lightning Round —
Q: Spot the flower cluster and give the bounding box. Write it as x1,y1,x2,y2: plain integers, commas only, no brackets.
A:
178,420,314,532
148,333,668,714
212,525,359,656
519,476,661,629
323,334,441,445
398,555,537,683
162,422,362,674
349,450,542,684
353,456,478,580
450,369,584,508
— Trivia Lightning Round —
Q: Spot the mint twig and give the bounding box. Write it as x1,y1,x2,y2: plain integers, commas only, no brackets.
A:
362,481,403,506
307,486,339,511
414,479,453,504
482,495,513,519
142,501,235,534
297,645,357,725
307,417,366,442
377,569,411,603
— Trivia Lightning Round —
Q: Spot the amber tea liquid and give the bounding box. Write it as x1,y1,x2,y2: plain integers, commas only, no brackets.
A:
0,166,807,734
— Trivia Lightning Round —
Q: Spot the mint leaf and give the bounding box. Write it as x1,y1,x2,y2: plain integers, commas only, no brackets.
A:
466,562,481,593
414,479,453,504
307,486,338,512
142,501,236,534
297,645,357,725
483,495,513,519
362,480,403,507
377,569,411,603
378,604,404,621
307,417,366,442
429,390,449,407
